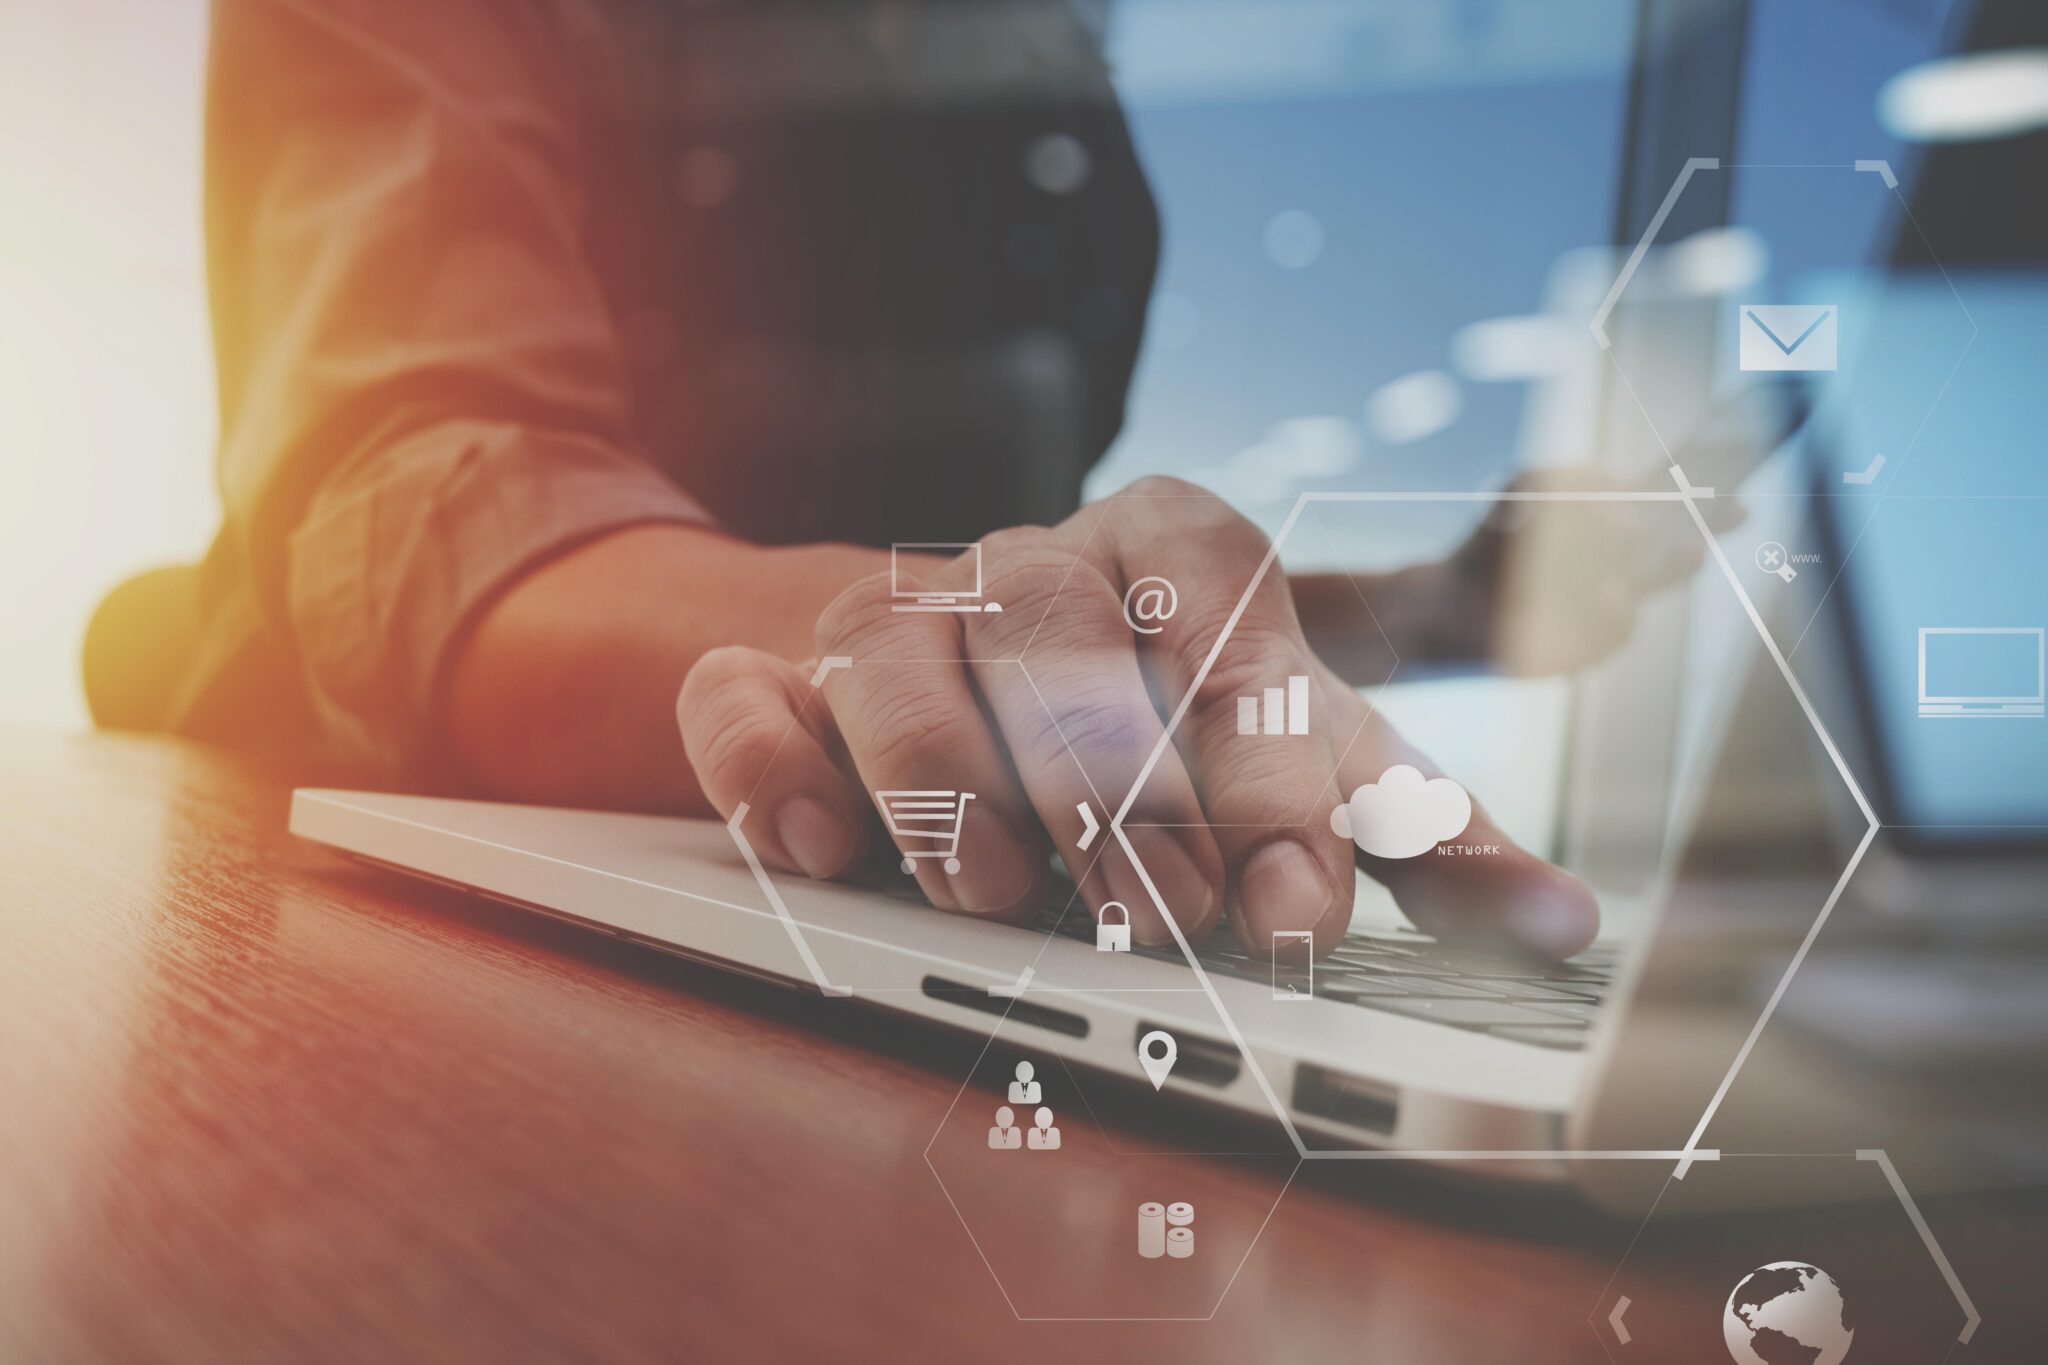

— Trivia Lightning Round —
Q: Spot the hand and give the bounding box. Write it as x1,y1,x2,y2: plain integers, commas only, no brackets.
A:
677,478,1599,959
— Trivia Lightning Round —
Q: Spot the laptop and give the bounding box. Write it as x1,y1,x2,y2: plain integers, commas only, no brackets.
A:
293,459,1852,1215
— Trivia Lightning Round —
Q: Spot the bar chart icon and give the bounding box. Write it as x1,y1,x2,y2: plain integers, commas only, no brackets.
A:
1237,675,1310,736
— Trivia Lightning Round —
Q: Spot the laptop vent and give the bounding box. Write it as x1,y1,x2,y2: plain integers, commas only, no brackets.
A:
920,976,1088,1038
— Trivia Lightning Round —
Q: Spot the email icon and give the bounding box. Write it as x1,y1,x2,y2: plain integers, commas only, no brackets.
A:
1739,303,1837,372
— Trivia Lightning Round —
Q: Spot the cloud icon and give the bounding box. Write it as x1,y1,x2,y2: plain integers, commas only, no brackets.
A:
1330,764,1472,860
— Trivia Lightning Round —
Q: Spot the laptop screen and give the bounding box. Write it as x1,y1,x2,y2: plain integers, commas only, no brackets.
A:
1695,1,2048,845
1819,297,2048,836
1730,0,2048,842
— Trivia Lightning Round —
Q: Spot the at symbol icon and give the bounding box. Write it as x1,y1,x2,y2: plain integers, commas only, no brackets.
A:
1122,576,1178,635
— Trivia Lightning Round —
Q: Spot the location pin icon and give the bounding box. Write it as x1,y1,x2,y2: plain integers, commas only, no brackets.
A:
1138,1030,1177,1091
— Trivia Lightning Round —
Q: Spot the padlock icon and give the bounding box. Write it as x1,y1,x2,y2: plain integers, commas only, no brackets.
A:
1096,901,1131,952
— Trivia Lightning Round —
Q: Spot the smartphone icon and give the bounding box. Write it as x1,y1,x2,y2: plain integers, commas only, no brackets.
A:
1271,931,1314,1001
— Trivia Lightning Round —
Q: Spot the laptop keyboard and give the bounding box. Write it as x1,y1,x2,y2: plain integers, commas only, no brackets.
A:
1043,908,1618,1052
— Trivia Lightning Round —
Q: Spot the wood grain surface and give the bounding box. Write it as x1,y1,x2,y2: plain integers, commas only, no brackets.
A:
0,729,2039,1363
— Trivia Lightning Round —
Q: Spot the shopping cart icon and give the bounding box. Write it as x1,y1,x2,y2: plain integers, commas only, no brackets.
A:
874,789,975,875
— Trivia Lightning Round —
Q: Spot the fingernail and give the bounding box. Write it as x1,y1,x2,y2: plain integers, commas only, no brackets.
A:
1513,881,1601,960
776,796,858,880
948,805,1042,915
1106,826,1216,945
1239,839,1337,950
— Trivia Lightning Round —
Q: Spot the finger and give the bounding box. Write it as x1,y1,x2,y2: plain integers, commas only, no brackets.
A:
955,530,1225,948
815,572,1048,921
678,647,868,880
1320,667,1598,959
1096,478,1356,956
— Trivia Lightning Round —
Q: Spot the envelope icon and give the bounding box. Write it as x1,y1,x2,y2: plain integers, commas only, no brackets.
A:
1739,303,1837,372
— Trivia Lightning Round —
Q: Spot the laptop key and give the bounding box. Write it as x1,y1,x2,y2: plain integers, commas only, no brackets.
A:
1336,958,1450,978
1324,974,1500,999
1385,976,1512,999
1315,976,1421,1000
1369,998,1591,1027
1489,1025,1592,1051
1339,939,1419,958
1521,1001,1602,1023
1492,982,1604,1004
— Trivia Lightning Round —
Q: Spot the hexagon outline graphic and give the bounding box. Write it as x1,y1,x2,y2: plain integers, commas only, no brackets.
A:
720,478,1885,1319
1591,156,1979,660
918,994,1302,1322
715,573,1310,1319
1011,491,1406,837
1586,1147,1981,1359
1109,476,1878,1171
724,476,1871,1164
725,654,1113,999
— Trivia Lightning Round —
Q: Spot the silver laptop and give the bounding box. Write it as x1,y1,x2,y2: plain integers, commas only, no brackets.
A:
291,456,1878,1216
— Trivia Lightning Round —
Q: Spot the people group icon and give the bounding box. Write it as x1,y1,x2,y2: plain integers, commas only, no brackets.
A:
987,1106,1023,1149
988,1059,1059,1151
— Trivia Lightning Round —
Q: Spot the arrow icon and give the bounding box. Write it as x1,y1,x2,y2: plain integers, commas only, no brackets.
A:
1843,453,1886,486
1608,1296,1632,1345
1075,801,1101,852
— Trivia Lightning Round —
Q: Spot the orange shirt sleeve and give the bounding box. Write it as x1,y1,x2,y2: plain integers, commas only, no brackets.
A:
206,0,706,771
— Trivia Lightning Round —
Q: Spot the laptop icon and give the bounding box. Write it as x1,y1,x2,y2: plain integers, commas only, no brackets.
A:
889,543,1002,614
1917,627,2046,718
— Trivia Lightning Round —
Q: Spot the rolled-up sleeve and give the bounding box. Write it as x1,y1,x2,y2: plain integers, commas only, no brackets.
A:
206,0,707,772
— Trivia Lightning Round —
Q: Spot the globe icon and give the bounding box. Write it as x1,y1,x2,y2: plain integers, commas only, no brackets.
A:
1723,1262,1855,1365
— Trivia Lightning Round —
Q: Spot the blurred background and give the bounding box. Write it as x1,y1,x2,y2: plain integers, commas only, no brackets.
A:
0,2,213,728
2,0,2039,735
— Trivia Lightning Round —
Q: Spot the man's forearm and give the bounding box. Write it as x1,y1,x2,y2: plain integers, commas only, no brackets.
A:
442,524,889,811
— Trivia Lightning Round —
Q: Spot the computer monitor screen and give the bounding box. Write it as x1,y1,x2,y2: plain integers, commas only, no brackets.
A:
1807,384,2048,835
1920,629,2046,709
1722,3,2048,842
892,543,982,599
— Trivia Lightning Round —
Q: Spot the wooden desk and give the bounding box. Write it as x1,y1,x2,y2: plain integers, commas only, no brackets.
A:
1,730,2039,1363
